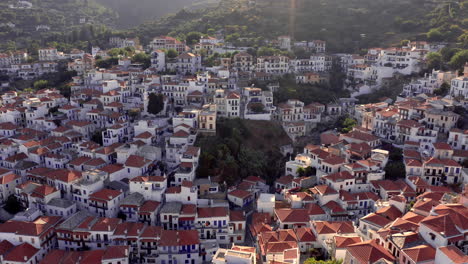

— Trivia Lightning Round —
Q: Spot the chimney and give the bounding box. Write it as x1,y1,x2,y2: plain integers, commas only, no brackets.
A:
108,225,111,231
125,248,129,256
464,62,468,78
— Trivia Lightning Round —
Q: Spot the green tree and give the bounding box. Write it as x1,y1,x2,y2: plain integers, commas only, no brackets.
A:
297,167,305,177
147,93,164,115
166,49,178,59
91,130,103,146
458,33,468,49
426,28,444,41
304,258,342,264
384,161,406,180
4,195,23,214
449,50,468,71
340,117,357,133
434,82,450,96
128,109,140,121
132,53,151,68
96,58,118,69
186,32,202,45
33,80,49,90
400,39,410,46
426,52,443,70
250,103,265,113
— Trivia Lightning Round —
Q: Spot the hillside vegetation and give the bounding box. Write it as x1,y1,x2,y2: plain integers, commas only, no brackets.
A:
134,0,468,52
0,0,117,51
196,118,291,186
95,0,219,28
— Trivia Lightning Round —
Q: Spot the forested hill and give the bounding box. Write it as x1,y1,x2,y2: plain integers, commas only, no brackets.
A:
0,0,117,50
95,0,219,28
134,0,468,52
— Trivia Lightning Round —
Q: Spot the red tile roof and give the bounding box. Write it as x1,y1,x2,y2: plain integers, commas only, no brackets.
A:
197,207,228,218
89,189,122,202
102,245,129,260
433,142,452,150
4,243,39,262
334,236,362,248
361,213,393,228
0,173,20,184
89,218,121,232
402,245,435,263
294,227,316,242
159,230,199,246
310,185,338,195
346,240,395,264
139,200,161,213
322,171,354,182
275,208,310,223
437,246,468,264
0,240,14,256
313,221,355,235
421,214,463,238
100,164,124,174
125,155,151,168
228,189,252,199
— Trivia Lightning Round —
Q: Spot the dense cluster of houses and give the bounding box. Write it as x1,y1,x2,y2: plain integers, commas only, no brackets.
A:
0,31,467,264
337,41,451,97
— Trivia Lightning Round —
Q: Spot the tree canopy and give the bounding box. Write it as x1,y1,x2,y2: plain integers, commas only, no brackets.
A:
147,93,165,115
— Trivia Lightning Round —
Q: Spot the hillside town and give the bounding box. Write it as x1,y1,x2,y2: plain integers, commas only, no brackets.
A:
0,32,466,264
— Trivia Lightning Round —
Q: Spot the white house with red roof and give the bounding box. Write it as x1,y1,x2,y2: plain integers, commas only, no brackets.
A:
0,171,21,203
228,189,254,207
88,188,124,218
2,242,42,264
98,163,126,182
321,171,356,193
310,221,356,252
434,245,468,264
340,130,381,148
257,229,299,264
138,200,161,226
66,120,96,139
158,229,201,264
418,204,467,252
294,227,318,253
70,169,107,211
0,215,62,258
129,176,167,202
165,181,197,205
55,212,122,250
310,185,339,206
196,206,229,242
39,245,130,264
343,239,395,264
15,181,60,212
318,155,346,177
332,235,362,260
228,210,246,244
48,169,82,200
124,154,152,179
275,208,310,229
357,205,402,241
448,128,468,150
400,244,436,264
